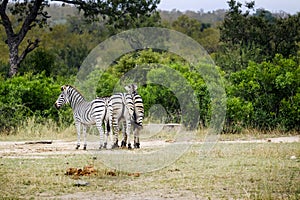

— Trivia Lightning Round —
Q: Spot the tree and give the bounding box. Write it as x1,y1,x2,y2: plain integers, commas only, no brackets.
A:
0,0,160,77
218,0,300,72
171,15,219,53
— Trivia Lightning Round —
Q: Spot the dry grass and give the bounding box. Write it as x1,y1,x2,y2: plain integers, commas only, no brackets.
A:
1,118,296,142
0,118,76,142
0,140,299,199
218,128,299,142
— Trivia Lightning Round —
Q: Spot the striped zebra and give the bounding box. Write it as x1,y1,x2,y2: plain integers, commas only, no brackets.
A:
124,84,144,148
110,92,134,149
54,85,112,150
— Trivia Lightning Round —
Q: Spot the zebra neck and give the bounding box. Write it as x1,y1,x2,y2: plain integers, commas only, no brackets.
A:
69,95,86,109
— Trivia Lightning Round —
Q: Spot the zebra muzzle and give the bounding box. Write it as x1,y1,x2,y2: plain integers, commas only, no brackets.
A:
54,103,60,109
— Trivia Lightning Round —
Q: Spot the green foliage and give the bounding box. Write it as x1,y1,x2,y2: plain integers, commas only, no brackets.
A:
0,73,73,133
0,3,299,133
225,97,254,133
218,0,300,72
170,15,220,53
19,48,56,76
1,0,161,77
227,55,300,131
94,49,209,128
160,9,226,28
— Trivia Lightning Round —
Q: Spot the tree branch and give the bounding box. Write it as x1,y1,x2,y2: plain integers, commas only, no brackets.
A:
0,0,15,37
18,38,40,65
57,0,108,17
56,0,85,6
38,11,51,19
18,0,44,45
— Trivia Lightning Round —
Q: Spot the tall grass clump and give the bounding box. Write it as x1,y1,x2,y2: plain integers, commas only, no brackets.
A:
0,116,75,141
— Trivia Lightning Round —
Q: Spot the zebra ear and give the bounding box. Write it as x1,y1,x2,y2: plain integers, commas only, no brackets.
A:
61,85,67,91
124,85,130,92
133,84,138,91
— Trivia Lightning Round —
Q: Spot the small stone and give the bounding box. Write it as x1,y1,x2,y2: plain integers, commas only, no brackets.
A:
74,180,89,187
290,155,297,160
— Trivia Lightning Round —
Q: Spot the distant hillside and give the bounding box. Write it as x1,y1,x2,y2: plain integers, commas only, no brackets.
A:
46,4,78,24
46,4,225,26
159,9,226,26
45,4,288,27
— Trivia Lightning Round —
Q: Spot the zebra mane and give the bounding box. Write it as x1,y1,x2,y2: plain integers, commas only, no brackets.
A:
63,85,85,100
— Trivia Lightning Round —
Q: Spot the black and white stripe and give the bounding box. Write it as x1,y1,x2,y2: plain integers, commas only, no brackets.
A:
110,92,135,149
54,85,112,150
125,84,144,148
98,96,113,148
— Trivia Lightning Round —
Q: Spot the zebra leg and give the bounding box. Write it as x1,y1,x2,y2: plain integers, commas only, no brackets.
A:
108,116,113,149
126,121,132,149
96,121,105,149
106,101,113,149
103,120,108,149
83,125,87,150
75,121,81,149
121,121,127,148
111,118,119,149
133,125,141,148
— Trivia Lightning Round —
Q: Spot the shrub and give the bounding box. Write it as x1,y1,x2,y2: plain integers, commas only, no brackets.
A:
0,73,73,133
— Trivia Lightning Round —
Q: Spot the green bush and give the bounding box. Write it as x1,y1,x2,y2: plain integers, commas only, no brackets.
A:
1,49,298,134
227,54,300,131
93,49,210,128
0,73,73,133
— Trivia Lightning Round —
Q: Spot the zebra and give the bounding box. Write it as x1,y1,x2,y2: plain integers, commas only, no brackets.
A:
124,84,144,148
110,92,134,149
54,85,112,150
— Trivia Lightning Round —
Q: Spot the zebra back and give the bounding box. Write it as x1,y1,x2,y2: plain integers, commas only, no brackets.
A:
110,92,134,120
125,84,144,126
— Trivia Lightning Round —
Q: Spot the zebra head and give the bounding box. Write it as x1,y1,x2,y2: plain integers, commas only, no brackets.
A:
54,85,70,109
124,84,138,95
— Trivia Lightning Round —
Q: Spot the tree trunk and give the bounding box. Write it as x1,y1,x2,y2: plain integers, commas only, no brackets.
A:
8,43,19,77
9,63,18,77
1,0,43,77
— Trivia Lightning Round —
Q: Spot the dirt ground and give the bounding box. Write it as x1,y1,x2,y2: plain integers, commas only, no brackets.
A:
0,135,298,159
0,135,299,199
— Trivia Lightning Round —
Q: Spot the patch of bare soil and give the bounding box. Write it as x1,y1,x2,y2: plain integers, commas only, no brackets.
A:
219,135,300,144
0,135,298,159
55,189,199,200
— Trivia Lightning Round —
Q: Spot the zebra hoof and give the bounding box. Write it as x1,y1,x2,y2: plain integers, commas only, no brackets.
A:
76,144,80,150
121,140,126,148
83,145,87,150
128,143,132,149
103,142,107,149
99,144,106,149
134,143,140,148
111,143,119,149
